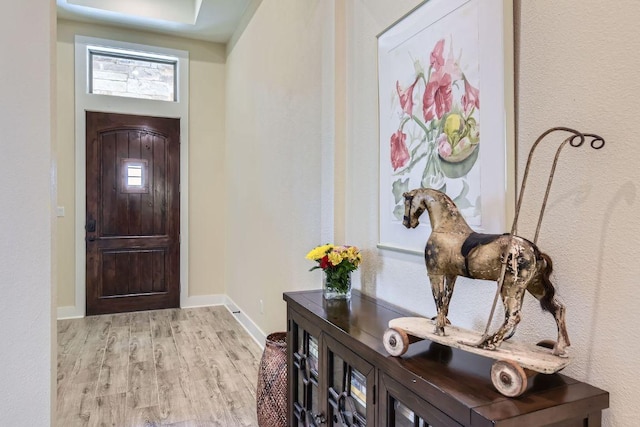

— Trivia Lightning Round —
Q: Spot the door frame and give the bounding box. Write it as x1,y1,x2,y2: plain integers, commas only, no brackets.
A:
73,36,190,317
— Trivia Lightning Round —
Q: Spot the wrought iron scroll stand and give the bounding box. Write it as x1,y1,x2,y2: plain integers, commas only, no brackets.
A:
473,127,606,348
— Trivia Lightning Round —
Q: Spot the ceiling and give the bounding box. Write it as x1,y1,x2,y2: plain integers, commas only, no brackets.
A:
56,0,258,44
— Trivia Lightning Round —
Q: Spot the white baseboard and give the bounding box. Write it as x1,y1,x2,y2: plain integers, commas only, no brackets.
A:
225,297,267,349
181,293,227,308
57,305,84,320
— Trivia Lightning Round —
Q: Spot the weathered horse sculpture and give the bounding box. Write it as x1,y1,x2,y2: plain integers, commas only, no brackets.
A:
403,188,570,356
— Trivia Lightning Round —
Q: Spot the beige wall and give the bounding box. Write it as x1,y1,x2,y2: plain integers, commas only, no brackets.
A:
225,0,335,334
0,0,55,423
56,19,227,307
515,2,639,424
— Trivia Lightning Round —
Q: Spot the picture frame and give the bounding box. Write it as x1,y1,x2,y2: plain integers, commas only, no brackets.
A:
377,0,515,255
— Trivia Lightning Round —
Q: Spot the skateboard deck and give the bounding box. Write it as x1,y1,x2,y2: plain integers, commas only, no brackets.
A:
388,317,571,374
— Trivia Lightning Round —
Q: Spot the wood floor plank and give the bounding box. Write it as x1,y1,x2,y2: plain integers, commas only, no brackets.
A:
58,318,83,356
96,326,130,396
163,420,206,427
234,359,260,399
190,379,234,426
150,310,174,339
57,315,116,426
197,307,263,361
157,382,196,424
130,311,151,334
130,331,154,364
202,361,258,426
194,307,262,400
155,334,197,425
153,338,182,372
88,392,126,427
170,321,211,380
111,312,132,328
58,317,101,389
216,329,260,362
206,306,242,331
58,318,74,335
224,387,258,427
127,361,159,410
57,307,262,427
126,405,162,427
57,380,97,427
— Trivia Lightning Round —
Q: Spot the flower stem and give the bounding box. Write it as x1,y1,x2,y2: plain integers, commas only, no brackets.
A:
411,115,430,134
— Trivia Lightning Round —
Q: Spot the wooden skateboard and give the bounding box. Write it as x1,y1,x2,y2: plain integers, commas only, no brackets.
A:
383,317,572,397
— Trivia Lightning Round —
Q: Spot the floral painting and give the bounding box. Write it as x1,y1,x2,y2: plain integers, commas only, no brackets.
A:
390,35,481,225
378,0,512,253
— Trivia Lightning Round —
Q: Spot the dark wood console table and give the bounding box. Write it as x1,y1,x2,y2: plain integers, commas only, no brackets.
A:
284,289,609,426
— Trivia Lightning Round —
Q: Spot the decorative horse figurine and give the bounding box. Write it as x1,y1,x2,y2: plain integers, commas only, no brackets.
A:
403,188,570,356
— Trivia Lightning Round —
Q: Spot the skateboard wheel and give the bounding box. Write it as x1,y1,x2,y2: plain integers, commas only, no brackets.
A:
491,359,528,397
383,328,409,357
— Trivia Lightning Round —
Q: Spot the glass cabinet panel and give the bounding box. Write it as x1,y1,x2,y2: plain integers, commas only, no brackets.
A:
380,374,460,427
290,316,324,427
392,400,431,427
292,331,321,425
325,336,374,426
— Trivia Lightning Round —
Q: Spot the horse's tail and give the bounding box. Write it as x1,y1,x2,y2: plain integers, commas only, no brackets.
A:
538,252,557,313
537,251,571,347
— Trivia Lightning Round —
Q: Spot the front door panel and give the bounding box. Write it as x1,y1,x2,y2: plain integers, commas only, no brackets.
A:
86,111,180,315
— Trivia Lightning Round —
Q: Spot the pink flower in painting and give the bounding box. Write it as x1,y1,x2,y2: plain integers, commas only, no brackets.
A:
396,78,417,116
437,133,451,158
462,79,480,115
442,44,462,81
422,70,453,122
390,130,410,171
430,39,445,69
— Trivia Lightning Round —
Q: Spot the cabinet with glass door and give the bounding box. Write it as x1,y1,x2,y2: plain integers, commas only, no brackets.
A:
325,335,375,426
379,374,461,427
288,307,376,426
285,290,608,427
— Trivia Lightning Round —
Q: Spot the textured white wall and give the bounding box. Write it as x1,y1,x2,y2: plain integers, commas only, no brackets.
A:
0,1,55,424
345,0,639,425
514,2,640,425
225,0,334,335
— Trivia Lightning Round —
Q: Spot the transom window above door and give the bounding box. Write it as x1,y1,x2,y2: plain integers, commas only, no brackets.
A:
89,46,178,102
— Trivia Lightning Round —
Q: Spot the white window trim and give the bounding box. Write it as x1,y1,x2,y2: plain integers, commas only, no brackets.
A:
73,35,190,317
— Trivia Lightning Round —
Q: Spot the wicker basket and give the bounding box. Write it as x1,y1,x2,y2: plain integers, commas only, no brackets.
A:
256,332,287,427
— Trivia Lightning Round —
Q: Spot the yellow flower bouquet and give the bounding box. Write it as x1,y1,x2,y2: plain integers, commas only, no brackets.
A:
306,244,361,298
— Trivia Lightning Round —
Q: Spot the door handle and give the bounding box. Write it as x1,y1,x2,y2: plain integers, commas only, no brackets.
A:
86,219,97,242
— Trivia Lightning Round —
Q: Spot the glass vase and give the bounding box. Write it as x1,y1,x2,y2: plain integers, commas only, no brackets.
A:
323,270,352,300
422,139,446,191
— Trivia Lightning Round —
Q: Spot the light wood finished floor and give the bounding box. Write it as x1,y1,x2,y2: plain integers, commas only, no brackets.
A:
57,306,263,426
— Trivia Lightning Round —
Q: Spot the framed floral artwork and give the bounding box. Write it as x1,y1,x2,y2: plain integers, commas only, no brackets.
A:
377,0,515,254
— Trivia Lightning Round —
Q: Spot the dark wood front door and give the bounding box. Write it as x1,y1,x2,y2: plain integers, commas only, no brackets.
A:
86,111,180,315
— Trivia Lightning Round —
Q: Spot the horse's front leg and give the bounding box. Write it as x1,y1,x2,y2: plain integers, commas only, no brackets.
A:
442,275,457,322
429,274,454,335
